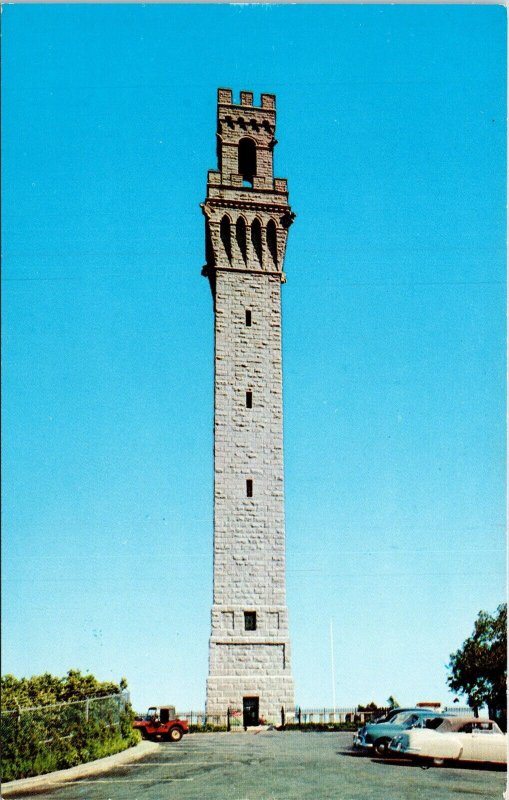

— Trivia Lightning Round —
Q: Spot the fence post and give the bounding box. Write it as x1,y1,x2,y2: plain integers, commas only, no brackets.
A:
85,699,90,722
280,706,285,730
227,707,231,732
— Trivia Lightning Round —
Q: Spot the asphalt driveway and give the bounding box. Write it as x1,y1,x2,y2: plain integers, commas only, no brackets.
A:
3,731,505,800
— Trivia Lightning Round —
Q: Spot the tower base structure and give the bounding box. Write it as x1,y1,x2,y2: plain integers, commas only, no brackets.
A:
206,676,295,724
206,602,294,723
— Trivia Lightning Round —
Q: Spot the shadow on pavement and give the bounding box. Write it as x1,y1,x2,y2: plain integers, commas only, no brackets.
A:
338,749,507,773
370,757,507,772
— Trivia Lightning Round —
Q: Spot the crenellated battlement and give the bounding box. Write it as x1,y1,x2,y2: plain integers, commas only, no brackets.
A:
218,88,276,110
207,169,288,196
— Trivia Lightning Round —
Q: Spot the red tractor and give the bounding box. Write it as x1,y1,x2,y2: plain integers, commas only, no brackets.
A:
133,706,189,742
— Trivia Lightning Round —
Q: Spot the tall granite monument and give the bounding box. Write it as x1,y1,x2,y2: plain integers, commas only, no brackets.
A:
201,88,295,726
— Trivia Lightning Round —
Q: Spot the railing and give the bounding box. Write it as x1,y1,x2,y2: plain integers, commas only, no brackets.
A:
173,705,475,728
175,707,367,727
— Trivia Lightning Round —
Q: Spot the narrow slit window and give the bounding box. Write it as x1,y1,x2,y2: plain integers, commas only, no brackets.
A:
246,391,252,408
245,309,252,326
244,611,257,631
246,479,253,497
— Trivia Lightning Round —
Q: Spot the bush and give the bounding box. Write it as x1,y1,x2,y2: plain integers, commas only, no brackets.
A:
2,708,140,781
1,672,140,782
284,722,358,732
186,722,358,734
189,723,228,733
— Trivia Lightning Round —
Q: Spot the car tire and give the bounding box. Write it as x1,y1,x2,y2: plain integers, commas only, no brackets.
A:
168,727,183,742
374,738,391,757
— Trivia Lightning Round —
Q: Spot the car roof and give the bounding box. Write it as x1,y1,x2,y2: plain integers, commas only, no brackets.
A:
389,708,442,715
371,710,443,727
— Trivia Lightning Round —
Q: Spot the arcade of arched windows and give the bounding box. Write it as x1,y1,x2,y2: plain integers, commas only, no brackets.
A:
218,214,280,270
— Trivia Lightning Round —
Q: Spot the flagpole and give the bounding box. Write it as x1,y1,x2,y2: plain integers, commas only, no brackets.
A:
330,619,336,714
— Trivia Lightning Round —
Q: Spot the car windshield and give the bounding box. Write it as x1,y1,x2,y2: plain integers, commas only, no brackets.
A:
390,712,415,726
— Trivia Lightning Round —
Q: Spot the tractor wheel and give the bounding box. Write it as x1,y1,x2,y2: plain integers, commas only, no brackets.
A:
168,727,183,742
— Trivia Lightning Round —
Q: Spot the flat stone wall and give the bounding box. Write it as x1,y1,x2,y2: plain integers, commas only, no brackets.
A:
207,270,294,720
212,271,286,607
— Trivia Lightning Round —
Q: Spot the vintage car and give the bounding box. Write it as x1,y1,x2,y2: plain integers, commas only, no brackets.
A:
353,710,445,756
389,716,507,766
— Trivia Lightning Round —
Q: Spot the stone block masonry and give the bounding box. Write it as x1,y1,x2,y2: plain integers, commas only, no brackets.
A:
202,89,295,723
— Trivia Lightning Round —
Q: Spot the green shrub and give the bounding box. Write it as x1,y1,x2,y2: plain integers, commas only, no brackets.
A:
1,672,140,782
189,723,228,733
284,722,358,732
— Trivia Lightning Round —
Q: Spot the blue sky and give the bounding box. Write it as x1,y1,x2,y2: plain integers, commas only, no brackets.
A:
2,4,506,713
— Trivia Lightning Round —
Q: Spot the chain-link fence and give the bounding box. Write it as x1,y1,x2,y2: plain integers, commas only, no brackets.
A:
1,693,134,782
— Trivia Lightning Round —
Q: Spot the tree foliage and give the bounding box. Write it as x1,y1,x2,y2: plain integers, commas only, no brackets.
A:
0,672,138,781
1,670,122,712
357,701,380,712
447,603,507,727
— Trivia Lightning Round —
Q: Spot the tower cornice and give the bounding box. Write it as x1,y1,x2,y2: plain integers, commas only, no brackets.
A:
201,198,294,219
201,264,287,283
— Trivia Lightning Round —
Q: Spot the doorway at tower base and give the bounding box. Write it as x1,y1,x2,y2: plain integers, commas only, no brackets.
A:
206,676,295,725
243,697,259,727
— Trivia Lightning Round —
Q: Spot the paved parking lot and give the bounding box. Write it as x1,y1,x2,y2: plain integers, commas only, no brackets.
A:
7,731,506,800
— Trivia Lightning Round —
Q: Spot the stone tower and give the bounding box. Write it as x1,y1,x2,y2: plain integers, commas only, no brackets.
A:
201,88,295,726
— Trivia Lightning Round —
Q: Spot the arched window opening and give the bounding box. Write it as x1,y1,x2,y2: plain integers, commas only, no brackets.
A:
238,138,257,187
251,219,262,266
236,217,247,264
220,215,232,263
267,220,278,267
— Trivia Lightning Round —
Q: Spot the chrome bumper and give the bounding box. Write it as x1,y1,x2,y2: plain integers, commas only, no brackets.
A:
353,735,373,749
